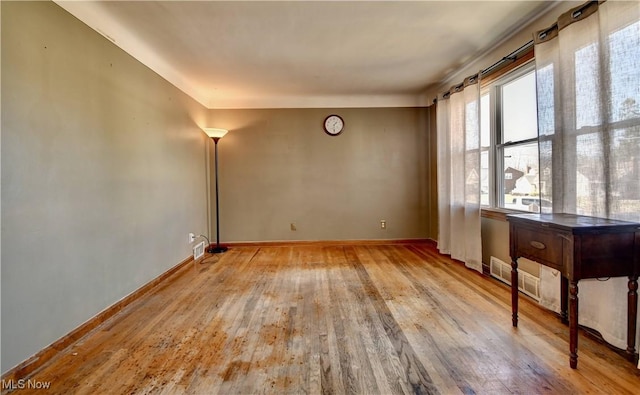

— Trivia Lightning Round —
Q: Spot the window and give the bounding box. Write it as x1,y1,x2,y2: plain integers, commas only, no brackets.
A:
481,63,541,212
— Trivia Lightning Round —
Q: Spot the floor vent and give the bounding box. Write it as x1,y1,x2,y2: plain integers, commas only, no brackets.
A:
193,241,205,261
490,256,540,301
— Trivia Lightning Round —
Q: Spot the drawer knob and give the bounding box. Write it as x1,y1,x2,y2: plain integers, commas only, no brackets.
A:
530,241,546,250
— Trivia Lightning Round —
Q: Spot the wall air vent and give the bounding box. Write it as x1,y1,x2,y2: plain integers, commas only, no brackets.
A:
193,241,205,261
490,256,540,301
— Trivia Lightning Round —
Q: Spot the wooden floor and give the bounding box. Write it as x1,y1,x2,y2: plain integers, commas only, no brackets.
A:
11,244,640,394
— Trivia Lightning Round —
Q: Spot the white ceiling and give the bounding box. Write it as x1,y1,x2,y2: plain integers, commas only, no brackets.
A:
55,1,553,109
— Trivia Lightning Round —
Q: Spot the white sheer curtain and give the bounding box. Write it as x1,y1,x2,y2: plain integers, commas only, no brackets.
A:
534,0,640,367
437,76,482,272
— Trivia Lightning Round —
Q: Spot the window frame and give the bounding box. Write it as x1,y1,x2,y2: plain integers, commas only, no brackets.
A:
481,60,540,212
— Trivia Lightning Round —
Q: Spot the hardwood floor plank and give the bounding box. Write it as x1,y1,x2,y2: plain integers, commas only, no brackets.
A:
325,247,367,394
7,244,640,395
355,246,449,394
391,246,577,393
334,248,389,394
357,245,466,394
344,246,440,394
317,263,345,395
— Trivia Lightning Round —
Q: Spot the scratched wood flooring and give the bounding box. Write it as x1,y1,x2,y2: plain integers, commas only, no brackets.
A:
14,244,640,394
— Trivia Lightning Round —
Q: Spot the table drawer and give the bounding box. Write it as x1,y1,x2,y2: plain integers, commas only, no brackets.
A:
576,232,637,278
514,227,564,270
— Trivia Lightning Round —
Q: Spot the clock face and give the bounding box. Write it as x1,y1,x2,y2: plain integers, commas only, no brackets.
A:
323,115,344,136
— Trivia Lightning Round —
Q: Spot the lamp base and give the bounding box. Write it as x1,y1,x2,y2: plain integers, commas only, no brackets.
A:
207,245,228,254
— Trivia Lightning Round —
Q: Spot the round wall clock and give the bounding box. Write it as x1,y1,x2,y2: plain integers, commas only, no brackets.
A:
323,114,344,136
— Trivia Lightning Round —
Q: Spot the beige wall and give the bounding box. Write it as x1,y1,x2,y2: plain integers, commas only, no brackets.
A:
1,1,209,373
207,107,434,242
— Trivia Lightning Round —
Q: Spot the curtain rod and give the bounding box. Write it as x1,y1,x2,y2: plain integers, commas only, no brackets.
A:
434,0,599,103
434,39,534,103
480,39,533,77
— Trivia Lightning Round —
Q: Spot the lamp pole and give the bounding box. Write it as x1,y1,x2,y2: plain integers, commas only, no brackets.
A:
202,128,229,253
210,136,227,253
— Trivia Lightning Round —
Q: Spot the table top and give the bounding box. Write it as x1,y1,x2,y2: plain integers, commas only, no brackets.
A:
506,213,640,233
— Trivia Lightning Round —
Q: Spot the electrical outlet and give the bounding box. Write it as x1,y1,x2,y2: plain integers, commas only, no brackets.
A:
380,220,386,230
188,232,195,243
290,223,297,231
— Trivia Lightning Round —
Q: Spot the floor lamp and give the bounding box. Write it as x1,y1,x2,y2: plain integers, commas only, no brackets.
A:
203,128,229,253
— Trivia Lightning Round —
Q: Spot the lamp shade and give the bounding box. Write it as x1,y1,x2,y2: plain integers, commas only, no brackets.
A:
203,128,228,139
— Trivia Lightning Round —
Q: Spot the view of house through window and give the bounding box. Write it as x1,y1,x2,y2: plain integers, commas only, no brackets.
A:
481,64,543,212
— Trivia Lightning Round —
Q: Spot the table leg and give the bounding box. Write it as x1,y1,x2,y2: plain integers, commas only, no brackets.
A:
511,258,518,327
561,276,568,324
569,280,579,369
627,275,638,360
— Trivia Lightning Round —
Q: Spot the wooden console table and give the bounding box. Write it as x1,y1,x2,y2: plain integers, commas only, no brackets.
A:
507,213,640,368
